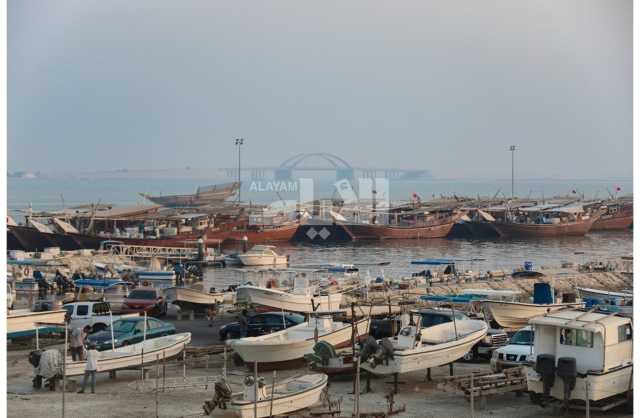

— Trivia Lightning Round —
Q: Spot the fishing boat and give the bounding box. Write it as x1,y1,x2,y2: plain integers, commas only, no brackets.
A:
485,300,583,329
360,318,488,376
228,316,371,365
341,209,460,240
525,309,632,407
235,278,343,314
225,373,328,418
7,309,67,338
65,332,191,376
576,287,632,301
140,182,240,207
237,245,289,267
491,203,599,238
591,199,633,230
164,286,225,308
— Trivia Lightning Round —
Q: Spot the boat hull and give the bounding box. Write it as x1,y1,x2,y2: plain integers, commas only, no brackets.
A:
341,221,455,240
525,364,632,402
236,286,343,313
485,301,583,329
231,374,327,418
360,323,487,376
7,309,67,335
492,217,596,238
237,254,288,267
65,333,191,376
164,287,224,306
230,318,370,364
592,214,633,231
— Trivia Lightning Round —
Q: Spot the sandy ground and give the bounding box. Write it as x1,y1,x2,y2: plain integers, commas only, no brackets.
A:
7,311,633,418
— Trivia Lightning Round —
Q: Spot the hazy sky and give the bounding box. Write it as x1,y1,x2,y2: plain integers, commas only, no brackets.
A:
8,0,632,179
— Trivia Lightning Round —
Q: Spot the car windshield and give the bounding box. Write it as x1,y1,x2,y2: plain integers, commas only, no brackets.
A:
111,320,137,333
287,313,305,323
511,330,533,345
128,290,156,299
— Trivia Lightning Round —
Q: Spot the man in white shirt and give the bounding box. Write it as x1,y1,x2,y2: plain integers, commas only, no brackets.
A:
77,343,98,394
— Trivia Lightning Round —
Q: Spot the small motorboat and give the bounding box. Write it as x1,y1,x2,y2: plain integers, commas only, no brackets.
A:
7,309,67,339
64,332,191,376
360,317,488,376
164,286,224,309
208,373,328,418
237,245,289,267
229,316,370,365
236,277,343,314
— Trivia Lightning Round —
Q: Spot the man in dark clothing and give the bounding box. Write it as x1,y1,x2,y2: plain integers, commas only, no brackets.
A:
239,309,249,338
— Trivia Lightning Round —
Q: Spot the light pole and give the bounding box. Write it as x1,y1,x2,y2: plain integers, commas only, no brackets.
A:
235,138,244,203
509,145,516,199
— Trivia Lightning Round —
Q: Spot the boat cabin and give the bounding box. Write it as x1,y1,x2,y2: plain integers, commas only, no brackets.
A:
529,309,632,374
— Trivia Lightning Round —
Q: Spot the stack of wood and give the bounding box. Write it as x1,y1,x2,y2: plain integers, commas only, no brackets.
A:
438,367,526,404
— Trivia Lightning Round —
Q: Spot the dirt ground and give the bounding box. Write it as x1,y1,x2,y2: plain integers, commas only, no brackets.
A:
7,341,633,418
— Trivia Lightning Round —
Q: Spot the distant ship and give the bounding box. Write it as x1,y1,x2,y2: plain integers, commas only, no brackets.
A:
140,182,240,207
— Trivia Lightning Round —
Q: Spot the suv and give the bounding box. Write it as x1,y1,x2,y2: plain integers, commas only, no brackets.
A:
490,326,534,372
219,312,305,340
64,301,138,333
121,288,167,316
414,308,508,361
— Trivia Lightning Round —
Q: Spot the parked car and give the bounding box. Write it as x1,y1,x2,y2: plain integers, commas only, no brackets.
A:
219,311,305,340
87,317,176,351
490,326,534,372
414,308,509,361
121,288,167,316
63,301,138,333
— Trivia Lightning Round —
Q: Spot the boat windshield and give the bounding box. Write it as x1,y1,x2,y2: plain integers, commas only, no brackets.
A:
111,320,137,333
510,329,533,345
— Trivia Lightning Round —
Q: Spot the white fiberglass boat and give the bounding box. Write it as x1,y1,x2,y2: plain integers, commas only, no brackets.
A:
484,300,583,329
360,319,488,376
228,373,327,418
236,280,343,314
229,316,370,364
238,245,289,267
7,309,67,338
64,332,191,376
164,286,224,306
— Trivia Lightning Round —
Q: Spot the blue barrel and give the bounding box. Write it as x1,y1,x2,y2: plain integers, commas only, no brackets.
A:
533,282,553,304
524,261,533,271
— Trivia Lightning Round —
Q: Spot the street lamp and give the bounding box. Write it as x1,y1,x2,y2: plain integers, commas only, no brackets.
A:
509,145,516,199
235,138,244,203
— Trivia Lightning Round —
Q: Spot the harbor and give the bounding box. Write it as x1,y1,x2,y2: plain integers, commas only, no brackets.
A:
5,1,634,417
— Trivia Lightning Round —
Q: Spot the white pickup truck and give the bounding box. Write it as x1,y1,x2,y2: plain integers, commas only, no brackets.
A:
63,301,139,333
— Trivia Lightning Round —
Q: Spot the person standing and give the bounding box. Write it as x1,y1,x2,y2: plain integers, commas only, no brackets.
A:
239,309,249,338
70,326,85,361
78,343,98,394
206,305,216,328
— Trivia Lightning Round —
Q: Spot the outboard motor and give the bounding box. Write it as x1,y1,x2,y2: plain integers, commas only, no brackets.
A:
556,357,577,409
535,354,556,403
370,338,395,367
203,377,233,413
359,336,379,363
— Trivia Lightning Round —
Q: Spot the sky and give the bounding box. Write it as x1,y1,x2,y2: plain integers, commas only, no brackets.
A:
8,0,632,179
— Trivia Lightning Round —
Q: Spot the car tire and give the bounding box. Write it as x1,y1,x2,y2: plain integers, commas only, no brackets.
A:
121,341,129,347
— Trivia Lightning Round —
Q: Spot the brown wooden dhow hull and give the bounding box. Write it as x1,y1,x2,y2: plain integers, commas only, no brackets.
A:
341,220,456,240
491,217,596,238
591,214,633,231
